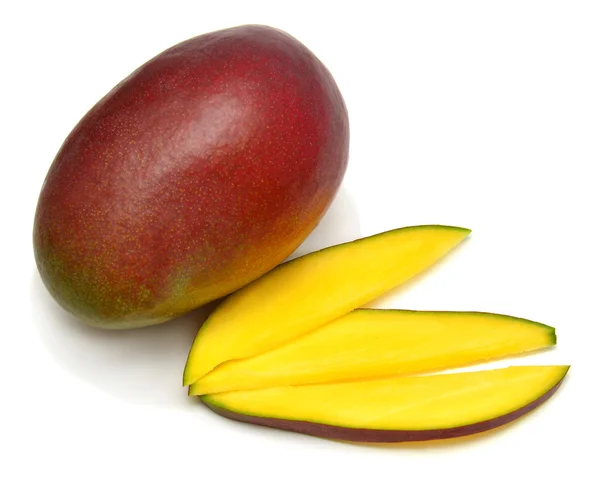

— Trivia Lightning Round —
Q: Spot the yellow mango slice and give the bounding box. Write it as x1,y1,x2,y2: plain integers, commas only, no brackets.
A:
203,366,569,442
183,225,471,385
190,309,556,395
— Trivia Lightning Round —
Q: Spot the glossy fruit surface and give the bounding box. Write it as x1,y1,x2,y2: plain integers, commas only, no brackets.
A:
33,25,349,328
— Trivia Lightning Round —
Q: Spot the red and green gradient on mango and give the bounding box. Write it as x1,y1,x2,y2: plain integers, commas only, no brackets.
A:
33,25,349,328
33,22,569,444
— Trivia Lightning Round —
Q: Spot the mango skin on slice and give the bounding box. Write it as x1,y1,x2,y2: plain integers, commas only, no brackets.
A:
190,309,556,395
203,366,569,443
183,225,471,385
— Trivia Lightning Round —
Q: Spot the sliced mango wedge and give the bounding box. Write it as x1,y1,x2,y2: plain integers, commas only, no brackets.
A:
190,309,556,395
203,365,569,442
183,225,471,385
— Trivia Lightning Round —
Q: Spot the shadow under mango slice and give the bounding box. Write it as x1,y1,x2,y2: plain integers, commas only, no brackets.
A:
183,225,471,386
190,309,556,395
202,365,569,443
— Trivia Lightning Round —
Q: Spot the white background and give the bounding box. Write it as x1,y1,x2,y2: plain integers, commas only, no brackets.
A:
2,1,598,477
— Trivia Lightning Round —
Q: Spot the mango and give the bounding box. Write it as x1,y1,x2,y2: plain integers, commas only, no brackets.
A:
33,25,349,328
204,366,569,443
189,309,556,395
183,225,471,385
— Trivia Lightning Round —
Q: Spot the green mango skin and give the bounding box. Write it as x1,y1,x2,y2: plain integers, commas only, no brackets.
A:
33,25,349,328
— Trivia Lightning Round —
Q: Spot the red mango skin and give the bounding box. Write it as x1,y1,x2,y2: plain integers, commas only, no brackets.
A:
33,25,349,328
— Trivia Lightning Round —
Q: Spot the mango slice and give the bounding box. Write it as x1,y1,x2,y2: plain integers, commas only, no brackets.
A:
203,365,569,442
190,309,556,395
183,225,471,385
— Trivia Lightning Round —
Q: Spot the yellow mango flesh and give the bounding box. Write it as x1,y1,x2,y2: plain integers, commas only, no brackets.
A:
190,309,556,395
183,225,471,385
203,366,569,431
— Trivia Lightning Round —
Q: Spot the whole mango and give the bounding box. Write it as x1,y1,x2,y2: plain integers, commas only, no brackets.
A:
33,25,349,329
